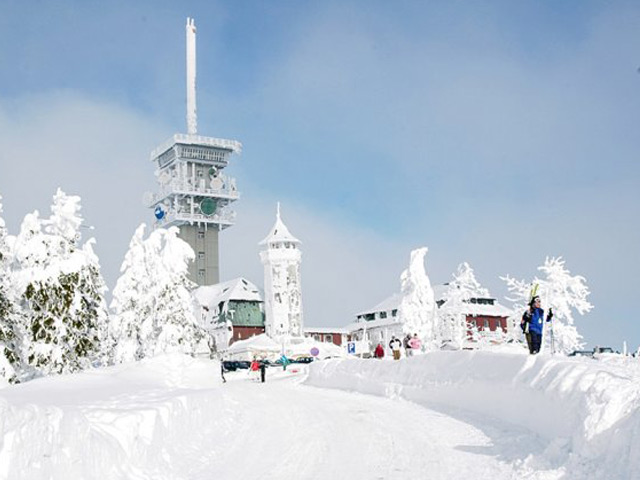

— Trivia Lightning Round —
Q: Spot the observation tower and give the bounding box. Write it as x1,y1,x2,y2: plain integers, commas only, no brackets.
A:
146,18,241,285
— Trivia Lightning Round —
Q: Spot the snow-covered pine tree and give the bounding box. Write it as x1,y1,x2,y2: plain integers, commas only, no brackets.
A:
110,225,199,362
11,189,109,376
0,194,19,383
439,262,490,349
398,247,438,351
502,256,592,354
109,224,149,363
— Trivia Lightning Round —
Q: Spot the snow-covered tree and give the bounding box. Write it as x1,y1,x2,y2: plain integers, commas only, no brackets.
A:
11,190,109,376
110,225,199,362
502,256,592,354
439,262,490,349
398,247,438,350
0,194,19,382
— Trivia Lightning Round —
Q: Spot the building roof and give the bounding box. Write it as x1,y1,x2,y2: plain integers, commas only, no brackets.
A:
344,316,402,332
355,293,403,317
303,327,349,335
355,285,513,319
193,277,262,309
259,203,301,245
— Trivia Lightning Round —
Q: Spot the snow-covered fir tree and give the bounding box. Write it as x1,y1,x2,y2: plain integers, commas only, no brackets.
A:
502,256,592,354
439,262,490,349
0,194,18,383
398,247,438,350
110,225,200,362
10,189,109,376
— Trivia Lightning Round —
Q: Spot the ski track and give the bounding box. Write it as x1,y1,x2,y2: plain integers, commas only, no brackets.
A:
188,370,543,480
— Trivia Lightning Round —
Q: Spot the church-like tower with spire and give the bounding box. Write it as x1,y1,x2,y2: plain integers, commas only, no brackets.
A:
259,204,304,339
145,18,241,286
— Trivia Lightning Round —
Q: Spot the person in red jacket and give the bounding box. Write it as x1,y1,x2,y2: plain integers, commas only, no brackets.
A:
374,343,385,359
250,358,260,380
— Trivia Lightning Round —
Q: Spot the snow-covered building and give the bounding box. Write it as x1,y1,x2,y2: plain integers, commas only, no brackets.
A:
145,18,242,286
259,204,304,340
350,286,512,351
303,327,348,347
192,277,265,351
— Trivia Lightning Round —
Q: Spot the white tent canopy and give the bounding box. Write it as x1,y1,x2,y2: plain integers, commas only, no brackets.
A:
223,334,281,361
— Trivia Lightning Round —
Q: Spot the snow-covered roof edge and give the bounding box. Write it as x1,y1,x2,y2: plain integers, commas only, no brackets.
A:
150,133,243,160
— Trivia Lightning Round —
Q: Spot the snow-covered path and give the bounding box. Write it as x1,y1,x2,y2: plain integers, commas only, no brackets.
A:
189,369,538,480
3,353,639,479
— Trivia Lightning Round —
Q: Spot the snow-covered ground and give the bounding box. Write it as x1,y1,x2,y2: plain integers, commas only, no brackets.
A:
1,351,639,479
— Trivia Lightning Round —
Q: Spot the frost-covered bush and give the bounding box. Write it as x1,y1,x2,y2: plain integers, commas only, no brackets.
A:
439,262,490,348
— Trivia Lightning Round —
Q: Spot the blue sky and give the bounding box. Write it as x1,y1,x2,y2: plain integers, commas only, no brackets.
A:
1,1,639,349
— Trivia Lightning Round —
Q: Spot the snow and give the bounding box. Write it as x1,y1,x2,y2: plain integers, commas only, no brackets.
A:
1,351,639,479
307,351,640,479
192,277,262,307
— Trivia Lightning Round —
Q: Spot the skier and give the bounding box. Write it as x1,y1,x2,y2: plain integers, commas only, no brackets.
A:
521,296,553,354
389,336,402,360
408,333,422,356
220,359,227,383
374,343,385,359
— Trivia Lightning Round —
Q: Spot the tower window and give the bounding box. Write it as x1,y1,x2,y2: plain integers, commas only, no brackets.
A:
198,231,205,239
198,269,206,278
198,251,205,260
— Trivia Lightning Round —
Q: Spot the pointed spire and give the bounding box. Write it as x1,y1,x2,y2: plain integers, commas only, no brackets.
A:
259,203,301,245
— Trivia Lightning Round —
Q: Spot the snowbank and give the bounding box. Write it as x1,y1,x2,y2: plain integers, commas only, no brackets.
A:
306,351,640,479
0,354,222,479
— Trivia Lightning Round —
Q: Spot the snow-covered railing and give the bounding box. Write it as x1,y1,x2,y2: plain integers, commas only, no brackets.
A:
150,134,243,160
147,182,240,207
158,210,236,227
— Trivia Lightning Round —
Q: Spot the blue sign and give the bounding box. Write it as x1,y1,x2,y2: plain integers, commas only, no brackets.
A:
154,205,165,220
347,342,356,354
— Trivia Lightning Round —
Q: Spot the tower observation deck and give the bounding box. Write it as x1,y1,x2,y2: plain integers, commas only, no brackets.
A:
145,18,242,286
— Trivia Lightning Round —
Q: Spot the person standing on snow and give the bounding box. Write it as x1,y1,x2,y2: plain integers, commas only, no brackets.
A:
259,360,267,383
408,333,422,356
389,336,402,360
403,334,412,358
521,296,553,354
250,358,260,380
374,343,385,359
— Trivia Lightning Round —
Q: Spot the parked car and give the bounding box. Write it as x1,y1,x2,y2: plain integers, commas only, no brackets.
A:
568,350,594,357
222,360,251,371
291,356,314,364
568,346,615,358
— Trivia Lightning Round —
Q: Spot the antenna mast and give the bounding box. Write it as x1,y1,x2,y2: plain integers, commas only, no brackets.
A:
186,17,197,135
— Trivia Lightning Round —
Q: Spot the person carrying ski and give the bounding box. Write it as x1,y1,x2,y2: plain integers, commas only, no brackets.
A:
521,296,553,354
389,336,402,360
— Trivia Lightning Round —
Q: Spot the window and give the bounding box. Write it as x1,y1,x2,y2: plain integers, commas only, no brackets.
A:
198,269,205,278
198,251,205,260
324,335,332,343
392,309,398,317
484,319,490,330
197,231,205,239
380,312,387,319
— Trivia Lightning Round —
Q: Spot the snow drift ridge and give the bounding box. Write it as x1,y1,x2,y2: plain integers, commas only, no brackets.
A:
305,351,640,479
